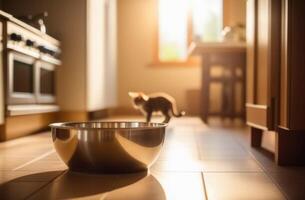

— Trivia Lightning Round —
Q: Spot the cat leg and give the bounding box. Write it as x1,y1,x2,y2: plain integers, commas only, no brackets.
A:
163,113,171,123
146,112,152,123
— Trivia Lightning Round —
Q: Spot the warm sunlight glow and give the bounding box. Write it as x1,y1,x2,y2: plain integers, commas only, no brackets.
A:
158,0,188,61
158,0,223,62
192,0,223,42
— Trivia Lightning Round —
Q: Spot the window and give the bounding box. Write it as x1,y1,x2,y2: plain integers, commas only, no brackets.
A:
158,0,189,62
192,0,223,42
157,0,223,63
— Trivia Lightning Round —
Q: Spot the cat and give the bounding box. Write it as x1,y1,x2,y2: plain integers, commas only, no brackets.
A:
128,92,185,123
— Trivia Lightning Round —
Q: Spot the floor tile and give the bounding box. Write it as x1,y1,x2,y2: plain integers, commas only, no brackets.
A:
199,148,252,159
0,170,64,184
151,158,263,173
0,181,47,200
17,160,67,171
203,172,286,200
158,146,200,161
0,158,31,170
28,171,119,199
151,160,203,172
29,171,162,200
105,174,166,200
152,171,206,200
201,159,263,172
273,180,305,200
35,171,204,200
0,117,300,199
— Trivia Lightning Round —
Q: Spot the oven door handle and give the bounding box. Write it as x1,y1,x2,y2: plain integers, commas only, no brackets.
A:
40,54,61,66
7,47,61,66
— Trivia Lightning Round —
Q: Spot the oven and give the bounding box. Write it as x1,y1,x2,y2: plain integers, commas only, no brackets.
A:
7,50,58,105
5,21,60,117
36,60,56,103
7,51,37,104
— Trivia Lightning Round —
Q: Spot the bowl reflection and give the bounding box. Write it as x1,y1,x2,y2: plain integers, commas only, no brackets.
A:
50,122,167,173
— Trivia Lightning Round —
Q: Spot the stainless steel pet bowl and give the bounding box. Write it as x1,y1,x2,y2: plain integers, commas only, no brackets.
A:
50,121,167,173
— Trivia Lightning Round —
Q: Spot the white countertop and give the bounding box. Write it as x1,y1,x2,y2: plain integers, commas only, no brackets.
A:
0,10,60,45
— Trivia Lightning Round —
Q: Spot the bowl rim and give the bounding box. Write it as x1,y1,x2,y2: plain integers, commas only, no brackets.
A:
49,121,168,130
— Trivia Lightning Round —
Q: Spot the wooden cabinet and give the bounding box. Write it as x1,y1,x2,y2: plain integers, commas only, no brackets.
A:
279,0,305,131
276,0,305,165
247,0,305,165
246,0,281,131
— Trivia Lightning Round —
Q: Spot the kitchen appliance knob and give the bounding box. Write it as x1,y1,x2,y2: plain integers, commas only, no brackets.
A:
38,45,47,53
9,33,23,42
25,39,35,47
47,49,56,56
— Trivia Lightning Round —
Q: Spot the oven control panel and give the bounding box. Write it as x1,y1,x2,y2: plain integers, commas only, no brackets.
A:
6,21,61,65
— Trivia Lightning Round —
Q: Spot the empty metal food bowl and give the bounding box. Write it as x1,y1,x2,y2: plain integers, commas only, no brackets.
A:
50,122,167,173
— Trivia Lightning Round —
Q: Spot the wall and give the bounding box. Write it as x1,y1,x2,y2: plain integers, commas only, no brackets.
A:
2,0,244,116
223,0,247,26
104,0,118,109
86,0,106,111
117,0,201,114
87,0,117,111
117,0,246,115
50,0,87,111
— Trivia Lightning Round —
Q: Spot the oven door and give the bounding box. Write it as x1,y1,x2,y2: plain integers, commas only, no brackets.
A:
7,51,37,104
36,61,56,103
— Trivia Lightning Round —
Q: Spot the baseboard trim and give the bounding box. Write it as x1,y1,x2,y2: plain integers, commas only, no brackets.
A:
59,106,141,121
88,109,109,120
108,106,142,116
0,107,143,141
57,111,88,122
1,112,57,141
88,106,142,120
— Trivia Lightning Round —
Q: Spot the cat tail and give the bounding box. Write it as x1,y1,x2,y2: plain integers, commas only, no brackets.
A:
171,104,186,117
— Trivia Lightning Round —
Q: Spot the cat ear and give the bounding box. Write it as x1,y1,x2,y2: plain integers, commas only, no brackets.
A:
141,93,149,101
128,92,138,98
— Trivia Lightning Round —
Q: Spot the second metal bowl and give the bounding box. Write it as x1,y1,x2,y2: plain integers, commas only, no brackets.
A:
50,121,167,173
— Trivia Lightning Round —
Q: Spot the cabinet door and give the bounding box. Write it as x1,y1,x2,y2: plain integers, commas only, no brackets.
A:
246,0,280,130
280,0,305,130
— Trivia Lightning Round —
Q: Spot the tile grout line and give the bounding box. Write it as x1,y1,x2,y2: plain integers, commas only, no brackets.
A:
201,172,209,200
230,131,289,200
24,170,67,200
195,123,209,199
199,127,287,199
12,149,55,171
230,130,271,173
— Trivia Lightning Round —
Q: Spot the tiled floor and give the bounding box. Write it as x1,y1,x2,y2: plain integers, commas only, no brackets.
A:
0,117,302,199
